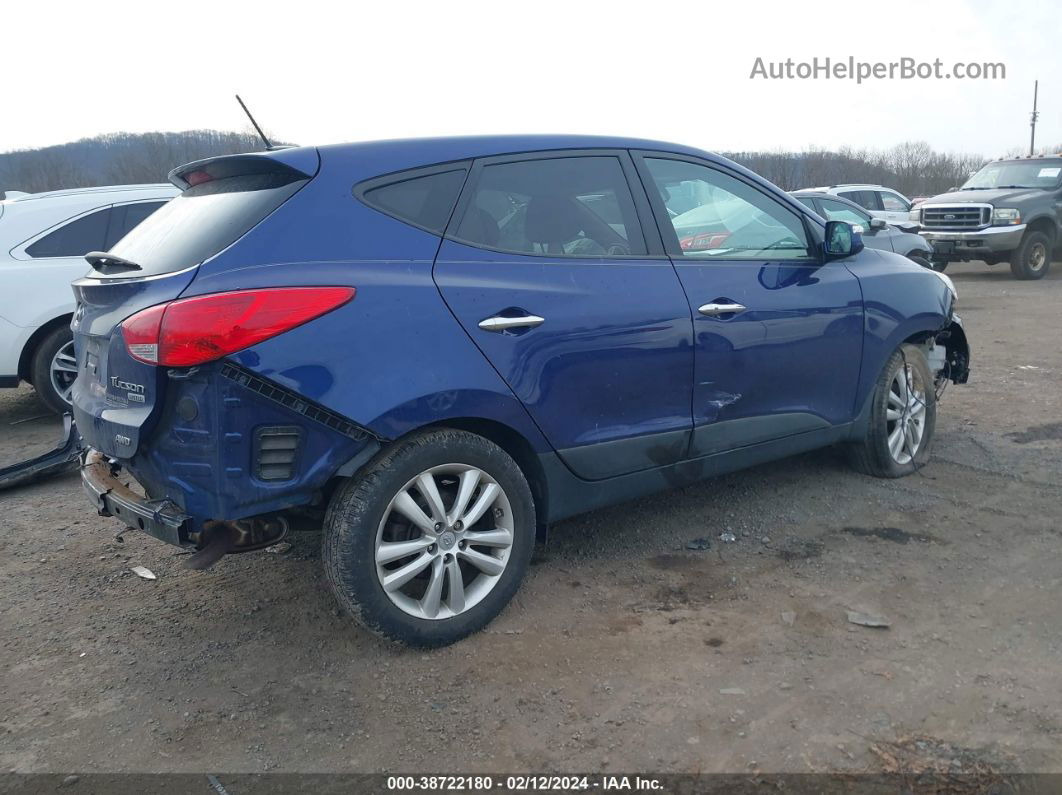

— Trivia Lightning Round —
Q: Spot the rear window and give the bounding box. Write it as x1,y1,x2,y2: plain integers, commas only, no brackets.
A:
359,168,467,234
105,201,168,249
100,173,306,278
26,207,112,258
837,190,882,211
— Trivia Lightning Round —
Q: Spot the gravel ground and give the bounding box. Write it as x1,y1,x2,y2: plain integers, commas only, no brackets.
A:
1,261,1061,776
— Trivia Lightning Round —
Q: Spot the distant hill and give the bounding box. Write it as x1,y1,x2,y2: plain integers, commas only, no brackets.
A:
0,130,271,194
5,131,1058,200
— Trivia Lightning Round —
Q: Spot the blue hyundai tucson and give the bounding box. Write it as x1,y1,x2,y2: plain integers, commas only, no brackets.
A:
71,136,970,646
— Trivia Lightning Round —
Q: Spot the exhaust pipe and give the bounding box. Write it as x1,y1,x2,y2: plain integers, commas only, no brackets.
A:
185,515,289,570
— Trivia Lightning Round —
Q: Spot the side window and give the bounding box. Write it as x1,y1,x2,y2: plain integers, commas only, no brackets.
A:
838,190,882,211
645,158,811,260
453,156,646,257
879,191,910,212
25,206,113,258
361,169,467,234
793,196,818,212
105,201,168,249
818,198,871,228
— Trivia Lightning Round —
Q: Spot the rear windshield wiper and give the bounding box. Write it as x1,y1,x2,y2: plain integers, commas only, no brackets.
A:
85,251,142,273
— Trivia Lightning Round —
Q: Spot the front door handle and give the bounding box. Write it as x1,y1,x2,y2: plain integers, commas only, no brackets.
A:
698,302,747,317
478,314,545,332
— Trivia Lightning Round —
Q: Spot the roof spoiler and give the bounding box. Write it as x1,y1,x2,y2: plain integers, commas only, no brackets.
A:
168,148,320,191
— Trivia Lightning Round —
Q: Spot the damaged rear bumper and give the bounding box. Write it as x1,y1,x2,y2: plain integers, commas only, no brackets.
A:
0,414,81,491
81,448,191,547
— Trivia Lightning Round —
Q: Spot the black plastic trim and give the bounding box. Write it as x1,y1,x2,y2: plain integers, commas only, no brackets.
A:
541,424,851,524
253,425,301,481
689,413,832,458
219,362,383,443
556,428,691,480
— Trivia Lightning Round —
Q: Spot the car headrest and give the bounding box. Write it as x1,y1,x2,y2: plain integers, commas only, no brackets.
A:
525,194,582,245
458,206,500,246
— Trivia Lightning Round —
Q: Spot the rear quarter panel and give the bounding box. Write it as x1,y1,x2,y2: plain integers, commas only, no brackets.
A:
183,147,551,453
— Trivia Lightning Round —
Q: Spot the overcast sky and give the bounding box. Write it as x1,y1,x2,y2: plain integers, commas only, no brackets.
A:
3,0,1058,157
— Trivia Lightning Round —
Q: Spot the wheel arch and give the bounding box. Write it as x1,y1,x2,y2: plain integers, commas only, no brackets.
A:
1025,215,1057,242
18,313,73,383
851,318,959,439
329,415,552,539
421,417,550,537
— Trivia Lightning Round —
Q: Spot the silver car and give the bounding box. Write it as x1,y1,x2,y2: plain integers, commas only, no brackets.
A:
791,191,933,268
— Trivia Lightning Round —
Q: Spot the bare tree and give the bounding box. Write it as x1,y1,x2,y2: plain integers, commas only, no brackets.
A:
0,130,270,194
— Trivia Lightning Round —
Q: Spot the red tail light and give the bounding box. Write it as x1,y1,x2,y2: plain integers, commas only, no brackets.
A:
121,287,355,367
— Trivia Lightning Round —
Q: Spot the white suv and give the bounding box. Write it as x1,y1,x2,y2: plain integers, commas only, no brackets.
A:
803,184,915,226
0,184,178,412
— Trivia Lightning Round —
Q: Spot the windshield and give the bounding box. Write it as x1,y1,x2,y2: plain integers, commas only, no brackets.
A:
962,160,1062,190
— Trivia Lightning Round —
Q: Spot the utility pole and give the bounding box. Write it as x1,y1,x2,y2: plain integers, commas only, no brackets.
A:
1029,80,1039,156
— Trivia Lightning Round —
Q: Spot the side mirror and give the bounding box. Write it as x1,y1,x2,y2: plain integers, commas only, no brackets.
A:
869,218,888,230
824,220,864,259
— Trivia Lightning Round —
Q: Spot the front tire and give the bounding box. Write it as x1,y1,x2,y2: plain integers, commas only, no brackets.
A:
30,326,77,415
1009,230,1052,280
848,344,936,478
323,429,535,647
908,254,933,270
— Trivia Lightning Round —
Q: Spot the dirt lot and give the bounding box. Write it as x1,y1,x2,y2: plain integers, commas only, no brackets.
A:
2,261,1061,778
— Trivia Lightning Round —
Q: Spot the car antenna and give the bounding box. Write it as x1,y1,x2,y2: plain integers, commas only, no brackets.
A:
235,94,274,150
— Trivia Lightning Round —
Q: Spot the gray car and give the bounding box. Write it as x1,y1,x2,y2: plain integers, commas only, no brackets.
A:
791,191,934,268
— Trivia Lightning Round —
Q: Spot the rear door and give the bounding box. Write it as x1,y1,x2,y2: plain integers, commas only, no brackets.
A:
877,189,913,225
433,151,694,480
635,154,863,457
837,189,886,220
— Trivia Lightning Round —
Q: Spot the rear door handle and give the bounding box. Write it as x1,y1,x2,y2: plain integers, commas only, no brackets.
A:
478,314,545,332
698,302,747,317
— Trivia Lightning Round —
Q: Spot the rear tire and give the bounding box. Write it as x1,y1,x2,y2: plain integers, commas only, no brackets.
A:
29,326,76,415
848,344,936,478
323,428,535,647
1009,230,1052,280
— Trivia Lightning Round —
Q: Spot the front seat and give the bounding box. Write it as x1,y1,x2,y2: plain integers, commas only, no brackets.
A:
458,206,501,247
524,194,584,255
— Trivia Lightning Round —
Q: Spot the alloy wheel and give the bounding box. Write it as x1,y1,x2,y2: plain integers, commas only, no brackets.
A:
375,464,514,620
885,361,928,465
50,341,77,405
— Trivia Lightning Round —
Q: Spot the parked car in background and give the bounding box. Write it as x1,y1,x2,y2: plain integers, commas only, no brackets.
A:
73,136,969,647
911,155,1062,279
804,184,915,225
791,190,934,268
0,184,177,412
